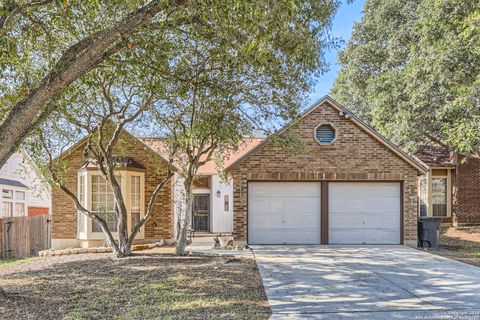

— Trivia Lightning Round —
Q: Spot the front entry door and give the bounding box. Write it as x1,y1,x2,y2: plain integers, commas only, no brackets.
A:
193,194,210,232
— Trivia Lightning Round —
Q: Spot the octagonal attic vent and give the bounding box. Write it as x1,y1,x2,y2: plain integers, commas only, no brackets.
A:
315,124,336,145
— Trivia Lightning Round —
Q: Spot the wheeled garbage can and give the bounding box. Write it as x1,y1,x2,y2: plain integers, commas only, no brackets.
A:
418,217,443,248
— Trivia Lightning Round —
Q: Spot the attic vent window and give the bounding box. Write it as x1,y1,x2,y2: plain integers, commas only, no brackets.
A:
315,124,336,145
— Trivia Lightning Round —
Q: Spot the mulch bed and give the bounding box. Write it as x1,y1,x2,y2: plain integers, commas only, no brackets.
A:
429,227,480,267
0,247,270,320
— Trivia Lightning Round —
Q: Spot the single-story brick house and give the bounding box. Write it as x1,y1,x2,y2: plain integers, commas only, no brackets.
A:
416,143,480,225
51,95,479,249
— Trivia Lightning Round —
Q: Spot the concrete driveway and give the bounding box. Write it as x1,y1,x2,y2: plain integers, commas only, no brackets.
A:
252,245,480,319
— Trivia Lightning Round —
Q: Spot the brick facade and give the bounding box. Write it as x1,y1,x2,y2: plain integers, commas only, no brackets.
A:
453,155,480,224
229,100,422,245
51,132,174,245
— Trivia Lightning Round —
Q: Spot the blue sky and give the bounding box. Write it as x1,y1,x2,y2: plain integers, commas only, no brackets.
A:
307,0,365,105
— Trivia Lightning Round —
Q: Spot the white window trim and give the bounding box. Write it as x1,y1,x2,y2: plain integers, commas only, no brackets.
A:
76,170,145,241
419,168,452,218
1,186,28,217
313,122,338,146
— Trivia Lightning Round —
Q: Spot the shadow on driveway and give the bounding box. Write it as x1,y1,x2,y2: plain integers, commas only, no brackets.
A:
252,245,480,319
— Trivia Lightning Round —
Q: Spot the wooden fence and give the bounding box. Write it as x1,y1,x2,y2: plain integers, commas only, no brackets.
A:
0,215,51,258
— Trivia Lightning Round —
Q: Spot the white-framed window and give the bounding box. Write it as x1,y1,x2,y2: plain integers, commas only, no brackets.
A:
419,176,428,217
224,195,229,212
77,173,86,235
432,177,448,217
1,189,27,217
130,175,141,232
2,189,13,217
76,170,145,239
91,175,119,232
418,169,451,218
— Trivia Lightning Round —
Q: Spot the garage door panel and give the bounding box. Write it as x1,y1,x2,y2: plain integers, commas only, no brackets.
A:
329,182,401,245
248,182,321,245
364,214,399,229
329,229,364,244
329,213,364,228
250,213,320,229
364,229,400,244
250,198,320,215
249,229,320,245
249,182,319,198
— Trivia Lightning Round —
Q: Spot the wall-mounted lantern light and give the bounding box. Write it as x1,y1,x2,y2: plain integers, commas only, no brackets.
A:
216,190,221,198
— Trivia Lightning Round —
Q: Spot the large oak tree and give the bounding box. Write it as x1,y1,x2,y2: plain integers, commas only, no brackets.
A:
21,0,340,257
0,0,340,168
332,0,480,157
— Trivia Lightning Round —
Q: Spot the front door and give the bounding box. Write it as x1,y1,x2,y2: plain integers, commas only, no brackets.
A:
193,194,210,232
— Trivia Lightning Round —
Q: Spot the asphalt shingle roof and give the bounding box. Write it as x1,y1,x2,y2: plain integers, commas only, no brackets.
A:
0,178,28,189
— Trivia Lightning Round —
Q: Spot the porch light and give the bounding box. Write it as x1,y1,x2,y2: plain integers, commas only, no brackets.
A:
216,190,221,198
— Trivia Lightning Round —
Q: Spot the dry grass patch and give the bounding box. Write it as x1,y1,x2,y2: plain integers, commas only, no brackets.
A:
432,227,480,267
0,247,270,320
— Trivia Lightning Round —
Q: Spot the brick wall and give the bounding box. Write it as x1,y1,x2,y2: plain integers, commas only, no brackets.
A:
28,207,49,216
453,155,480,224
51,132,174,242
230,101,421,244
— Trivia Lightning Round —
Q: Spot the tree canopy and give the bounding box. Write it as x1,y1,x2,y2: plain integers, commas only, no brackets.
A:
331,0,480,157
0,0,340,168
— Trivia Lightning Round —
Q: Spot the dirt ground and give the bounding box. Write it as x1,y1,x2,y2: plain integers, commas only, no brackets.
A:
0,247,270,320
431,227,480,267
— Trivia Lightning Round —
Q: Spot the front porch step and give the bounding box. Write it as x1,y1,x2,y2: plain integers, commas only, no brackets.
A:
190,234,233,246
191,237,217,245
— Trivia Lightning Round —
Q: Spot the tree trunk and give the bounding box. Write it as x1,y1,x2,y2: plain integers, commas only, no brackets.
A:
175,181,193,255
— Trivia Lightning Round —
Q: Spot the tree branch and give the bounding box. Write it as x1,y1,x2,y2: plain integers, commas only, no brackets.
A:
0,0,193,168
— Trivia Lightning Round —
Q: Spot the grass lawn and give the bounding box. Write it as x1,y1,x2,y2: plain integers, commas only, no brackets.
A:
0,247,270,320
432,227,480,267
0,257,38,269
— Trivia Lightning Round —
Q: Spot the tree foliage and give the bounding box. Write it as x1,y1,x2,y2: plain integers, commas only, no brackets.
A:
29,61,175,257
140,0,341,255
18,0,340,257
332,0,480,157
0,0,340,168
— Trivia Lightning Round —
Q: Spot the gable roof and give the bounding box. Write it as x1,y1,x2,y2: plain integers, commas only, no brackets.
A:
140,137,264,175
225,95,428,174
58,129,179,171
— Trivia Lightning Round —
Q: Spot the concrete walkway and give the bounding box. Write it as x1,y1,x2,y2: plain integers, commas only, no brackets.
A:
252,245,480,319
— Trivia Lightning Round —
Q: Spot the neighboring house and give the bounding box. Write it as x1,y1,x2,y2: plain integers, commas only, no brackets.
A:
225,96,428,247
0,149,51,218
416,143,480,225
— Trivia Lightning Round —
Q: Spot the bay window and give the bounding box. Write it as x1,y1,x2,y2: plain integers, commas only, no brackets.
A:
130,176,141,232
76,168,145,240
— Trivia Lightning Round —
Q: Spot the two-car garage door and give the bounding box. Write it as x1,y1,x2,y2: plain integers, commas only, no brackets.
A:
248,182,400,245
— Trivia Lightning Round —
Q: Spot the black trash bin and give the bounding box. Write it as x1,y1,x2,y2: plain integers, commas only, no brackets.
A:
418,217,443,248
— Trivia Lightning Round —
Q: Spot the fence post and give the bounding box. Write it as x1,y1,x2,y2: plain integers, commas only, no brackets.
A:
0,218,3,259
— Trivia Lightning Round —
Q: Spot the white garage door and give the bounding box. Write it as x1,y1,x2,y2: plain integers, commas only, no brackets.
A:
329,182,401,244
248,182,321,244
